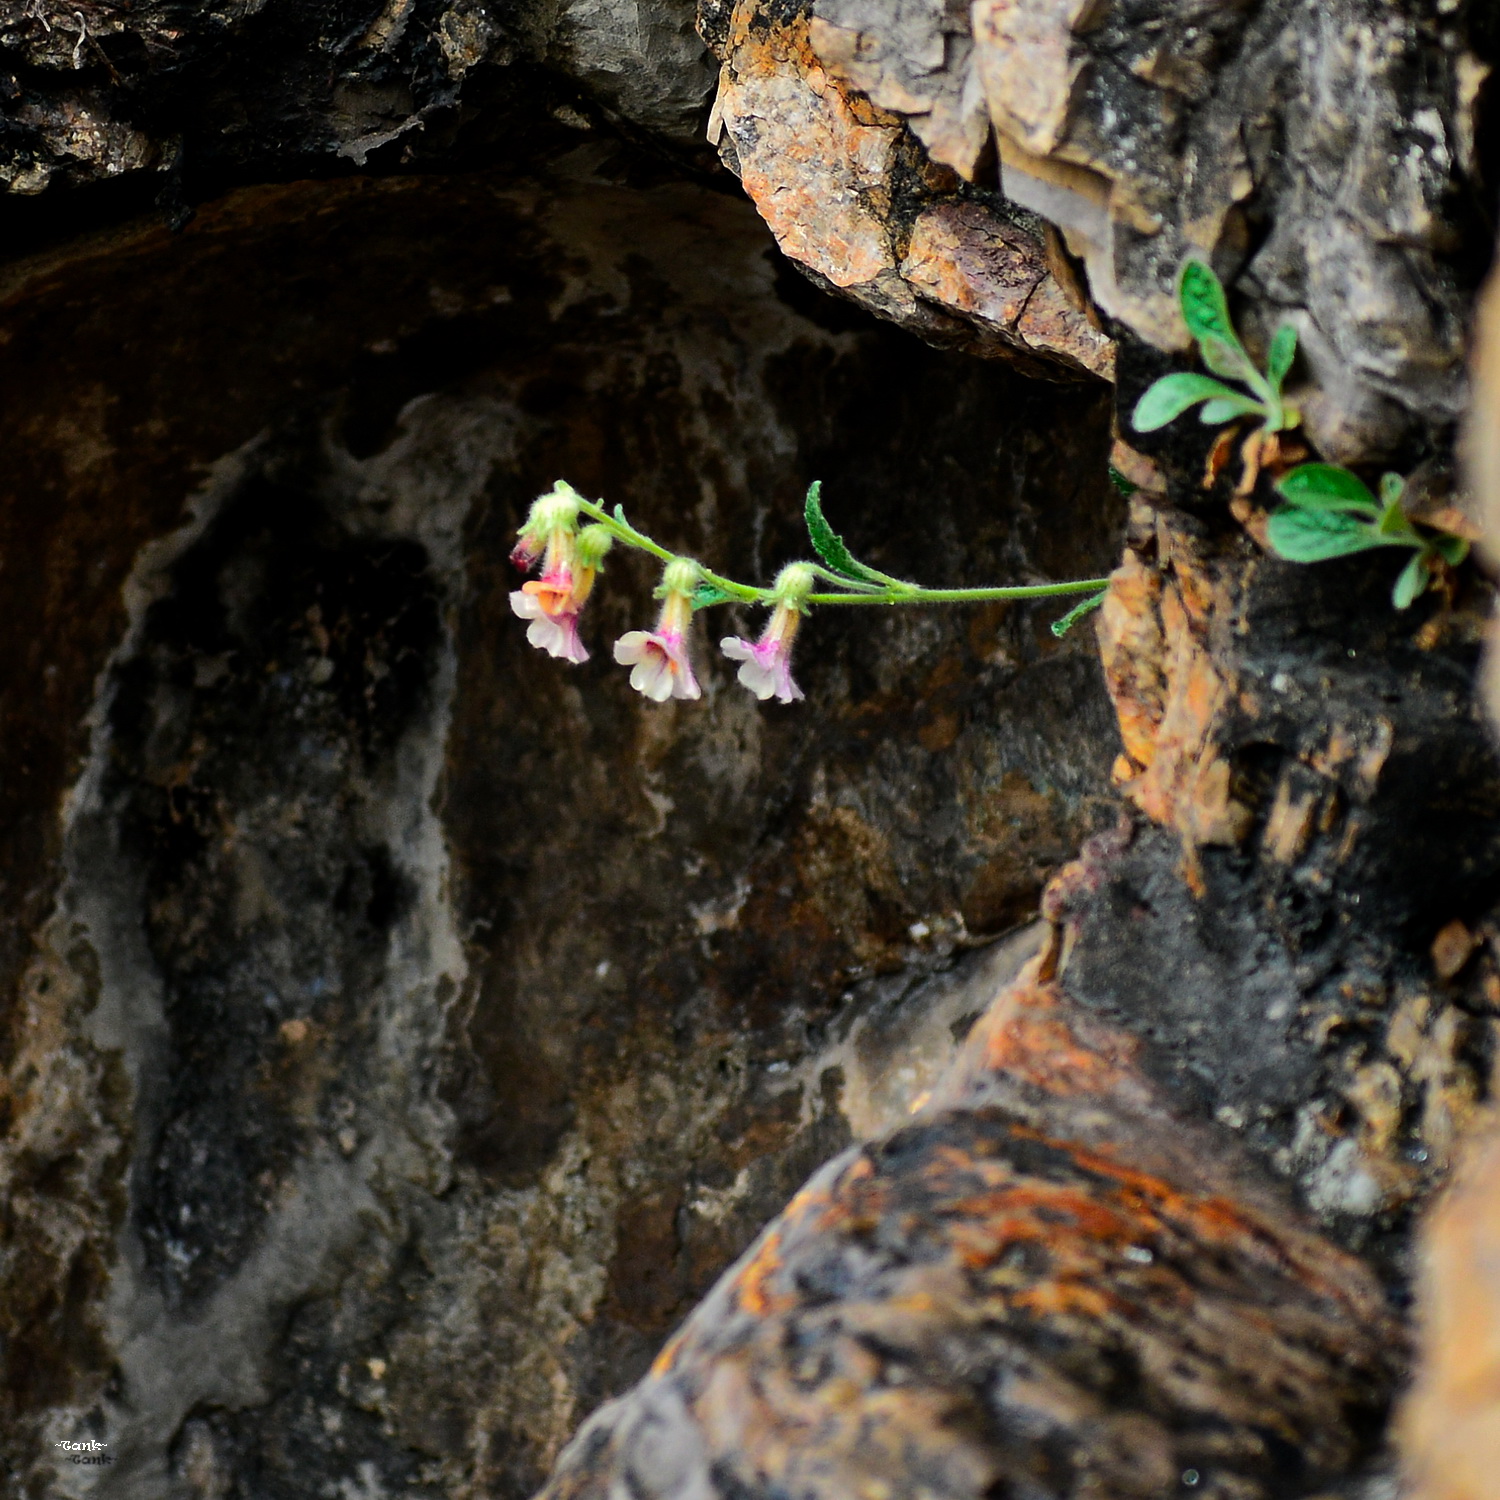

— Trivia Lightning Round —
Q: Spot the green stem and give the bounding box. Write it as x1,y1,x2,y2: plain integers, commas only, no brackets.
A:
806,578,1111,606
571,495,1109,610
576,498,675,564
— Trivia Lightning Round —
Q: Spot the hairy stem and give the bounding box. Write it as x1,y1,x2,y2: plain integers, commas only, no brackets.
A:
571,495,1110,610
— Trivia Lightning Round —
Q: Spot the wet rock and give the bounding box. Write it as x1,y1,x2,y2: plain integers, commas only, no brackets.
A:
540,958,1402,1500
0,150,1122,1496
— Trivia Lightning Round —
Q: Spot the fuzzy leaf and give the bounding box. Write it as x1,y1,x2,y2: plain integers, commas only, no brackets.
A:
1049,589,1108,638
1198,333,1261,388
804,481,883,583
1377,499,1418,539
1266,505,1388,562
1199,394,1265,425
1392,551,1432,610
1275,464,1379,515
1266,323,1297,393
1179,260,1238,346
1132,373,1242,432
1379,472,1405,508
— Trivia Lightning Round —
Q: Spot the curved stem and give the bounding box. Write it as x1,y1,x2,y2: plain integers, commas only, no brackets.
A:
576,498,675,564
568,493,1110,611
696,567,771,603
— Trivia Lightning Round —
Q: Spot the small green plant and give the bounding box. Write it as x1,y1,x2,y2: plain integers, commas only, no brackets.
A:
1129,257,1470,610
1265,464,1469,609
508,481,1111,703
1132,260,1299,438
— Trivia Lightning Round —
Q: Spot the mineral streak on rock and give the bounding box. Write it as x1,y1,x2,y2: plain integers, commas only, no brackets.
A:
539,960,1402,1500
0,153,1122,1496
803,0,1491,447
702,0,1114,378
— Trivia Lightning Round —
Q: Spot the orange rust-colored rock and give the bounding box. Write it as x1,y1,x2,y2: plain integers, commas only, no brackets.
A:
705,0,1113,379
1096,522,1249,857
539,960,1402,1500
899,200,1113,377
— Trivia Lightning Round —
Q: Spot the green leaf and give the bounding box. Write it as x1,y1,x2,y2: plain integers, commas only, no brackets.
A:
1197,333,1261,389
1179,260,1238,347
691,583,734,609
1275,464,1380,515
1266,505,1390,562
1049,589,1108,638
1377,499,1418,540
1178,260,1268,398
803,481,884,583
1431,533,1470,566
1107,465,1139,496
1379,472,1404,508
1199,394,1266,425
1131,373,1242,432
1392,551,1432,610
1266,323,1297,394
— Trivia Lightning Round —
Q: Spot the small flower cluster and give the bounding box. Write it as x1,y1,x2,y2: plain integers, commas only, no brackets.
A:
510,485,811,703
508,481,1110,706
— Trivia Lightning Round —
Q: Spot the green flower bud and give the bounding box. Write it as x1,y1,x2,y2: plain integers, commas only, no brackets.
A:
576,524,615,570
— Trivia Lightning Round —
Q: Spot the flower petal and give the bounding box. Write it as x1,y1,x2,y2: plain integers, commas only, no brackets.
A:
630,653,676,701
735,659,777,700
614,631,652,666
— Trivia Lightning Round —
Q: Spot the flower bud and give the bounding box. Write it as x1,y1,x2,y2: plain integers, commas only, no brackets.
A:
576,524,615,571
658,556,702,601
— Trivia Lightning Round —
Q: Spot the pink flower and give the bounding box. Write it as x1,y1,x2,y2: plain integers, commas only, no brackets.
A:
614,585,701,702
511,573,589,663
720,599,804,703
509,545,598,665
510,534,544,571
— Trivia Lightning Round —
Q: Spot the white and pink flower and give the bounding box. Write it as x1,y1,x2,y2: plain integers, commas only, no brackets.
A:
509,538,598,662
614,584,701,701
720,573,809,703
511,568,590,663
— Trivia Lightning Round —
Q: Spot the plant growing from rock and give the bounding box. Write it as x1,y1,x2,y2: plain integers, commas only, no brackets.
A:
509,481,1112,703
1266,464,1470,609
1132,259,1469,609
1132,260,1300,442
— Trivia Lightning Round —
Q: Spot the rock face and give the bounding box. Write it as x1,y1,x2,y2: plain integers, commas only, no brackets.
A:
1398,230,1500,1500
797,0,1490,453
542,965,1402,1500
0,151,1120,1497
4,0,1499,1497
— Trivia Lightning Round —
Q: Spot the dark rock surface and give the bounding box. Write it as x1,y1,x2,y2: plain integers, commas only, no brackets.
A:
4,0,1499,1496
0,0,714,199
0,148,1121,1497
540,964,1403,1500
